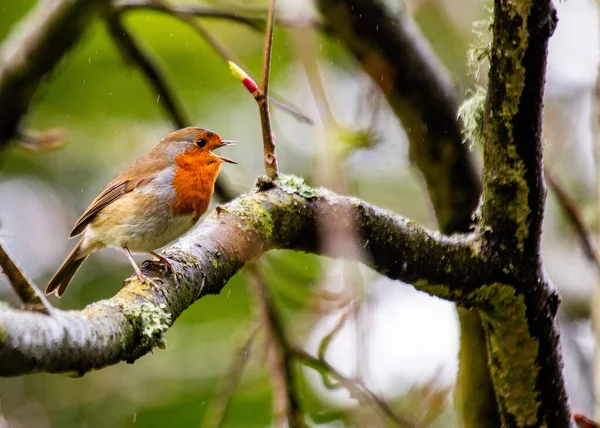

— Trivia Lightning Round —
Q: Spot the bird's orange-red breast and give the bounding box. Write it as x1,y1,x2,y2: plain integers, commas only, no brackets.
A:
46,127,237,298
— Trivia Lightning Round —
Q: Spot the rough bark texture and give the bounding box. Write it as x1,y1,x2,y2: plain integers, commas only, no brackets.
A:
0,0,110,147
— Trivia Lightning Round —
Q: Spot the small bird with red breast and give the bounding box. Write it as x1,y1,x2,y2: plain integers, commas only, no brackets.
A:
46,127,237,298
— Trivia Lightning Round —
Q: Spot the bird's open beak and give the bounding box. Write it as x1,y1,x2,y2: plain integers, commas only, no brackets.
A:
215,140,238,164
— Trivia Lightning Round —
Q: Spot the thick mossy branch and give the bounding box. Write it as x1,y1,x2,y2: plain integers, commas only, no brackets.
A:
481,0,556,260
0,0,111,147
478,284,540,427
479,1,569,427
0,177,488,376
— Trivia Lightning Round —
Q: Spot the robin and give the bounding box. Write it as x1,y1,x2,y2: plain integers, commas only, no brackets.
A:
46,127,237,298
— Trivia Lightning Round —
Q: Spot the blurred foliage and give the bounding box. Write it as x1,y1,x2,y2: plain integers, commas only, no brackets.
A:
0,0,482,426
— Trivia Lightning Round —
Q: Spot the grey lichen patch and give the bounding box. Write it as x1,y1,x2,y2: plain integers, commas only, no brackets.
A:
467,6,493,79
458,86,486,149
122,302,171,349
276,174,319,199
474,283,541,427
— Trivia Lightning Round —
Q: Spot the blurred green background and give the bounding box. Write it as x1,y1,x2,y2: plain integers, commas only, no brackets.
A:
0,0,555,426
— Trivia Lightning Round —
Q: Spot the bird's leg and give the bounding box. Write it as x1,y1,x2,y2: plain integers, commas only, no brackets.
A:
122,247,162,288
150,251,181,287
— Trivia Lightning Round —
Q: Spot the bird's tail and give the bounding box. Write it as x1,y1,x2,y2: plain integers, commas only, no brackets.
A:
46,239,88,298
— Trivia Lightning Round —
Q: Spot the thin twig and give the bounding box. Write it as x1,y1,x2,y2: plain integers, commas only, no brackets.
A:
261,0,275,102
246,266,304,427
0,238,52,314
316,308,352,389
201,324,260,428
257,0,279,179
106,10,235,202
544,165,600,274
318,309,352,361
291,348,418,428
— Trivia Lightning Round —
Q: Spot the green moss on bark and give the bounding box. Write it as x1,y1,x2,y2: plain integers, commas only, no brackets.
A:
482,0,535,249
414,280,541,426
477,284,541,427
237,195,275,239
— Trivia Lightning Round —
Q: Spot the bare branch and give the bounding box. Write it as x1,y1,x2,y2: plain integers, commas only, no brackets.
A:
478,1,569,426
258,0,279,179
318,0,481,233
0,239,52,314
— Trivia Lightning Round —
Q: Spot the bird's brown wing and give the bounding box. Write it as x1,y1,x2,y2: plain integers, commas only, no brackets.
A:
69,148,172,237
70,175,157,237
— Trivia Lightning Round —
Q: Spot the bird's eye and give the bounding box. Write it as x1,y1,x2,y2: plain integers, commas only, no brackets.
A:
196,139,206,148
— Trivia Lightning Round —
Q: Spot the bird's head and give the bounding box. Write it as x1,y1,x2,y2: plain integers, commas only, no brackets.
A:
160,127,237,165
